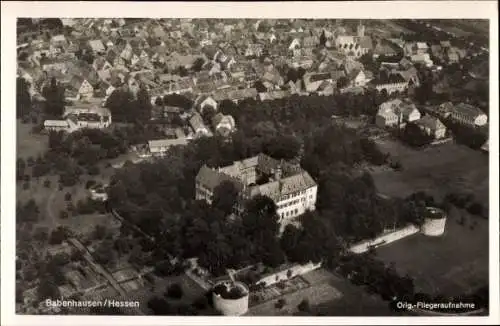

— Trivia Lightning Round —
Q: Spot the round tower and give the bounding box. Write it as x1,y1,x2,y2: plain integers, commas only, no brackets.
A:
212,280,249,316
421,207,447,236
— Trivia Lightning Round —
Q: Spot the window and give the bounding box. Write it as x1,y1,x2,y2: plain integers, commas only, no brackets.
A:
294,209,298,215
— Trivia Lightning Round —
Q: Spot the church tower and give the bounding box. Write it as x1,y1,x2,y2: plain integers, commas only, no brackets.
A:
357,20,365,37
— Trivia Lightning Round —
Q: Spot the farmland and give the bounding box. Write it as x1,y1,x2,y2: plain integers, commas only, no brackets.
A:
375,206,488,297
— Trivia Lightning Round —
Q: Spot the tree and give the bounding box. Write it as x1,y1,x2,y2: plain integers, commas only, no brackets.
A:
36,278,61,301
192,57,205,72
400,122,434,147
49,226,71,245
275,298,287,309
17,77,32,118
42,77,65,118
43,179,51,188
165,283,183,300
136,86,153,122
297,298,311,312
212,181,240,215
264,134,301,160
319,30,327,47
147,297,171,315
92,225,108,240
93,239,116,267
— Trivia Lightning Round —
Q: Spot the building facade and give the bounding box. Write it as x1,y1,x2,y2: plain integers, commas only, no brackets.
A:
195,153,318,224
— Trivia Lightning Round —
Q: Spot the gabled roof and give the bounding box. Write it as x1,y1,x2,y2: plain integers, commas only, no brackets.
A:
415,115,445,131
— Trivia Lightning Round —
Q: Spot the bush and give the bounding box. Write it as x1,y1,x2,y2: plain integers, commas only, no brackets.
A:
87,165,100,176
64,192,72,201
297,298,310,312
59,211,69,219
192,296,209,310
154,260,176,276
43,180,51,188
275,298,286,309
166,283,183,300
467,202,484,216
86,180,97,189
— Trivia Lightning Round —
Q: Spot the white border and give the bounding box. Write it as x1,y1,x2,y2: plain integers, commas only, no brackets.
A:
1,1,498,325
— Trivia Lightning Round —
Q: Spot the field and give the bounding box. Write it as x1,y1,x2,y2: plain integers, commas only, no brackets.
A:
375,207,489,297
16,116,124,233
372,139,489,206
17,120,48,160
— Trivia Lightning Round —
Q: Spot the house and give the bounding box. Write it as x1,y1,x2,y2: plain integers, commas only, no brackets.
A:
245,44,263,58
258,90,291,102
370,73,408,95
148,138,189,157
212,113,236,137
195,153,318,224
414,115,447,139
68,76,94,100
50,34,68,48
449,103,488,127
302,35,319,48
375,99,420,128
348,69,372,88
64,106,112,129
335,24,373,58
194,95,218,114
410,53,433,67
288,38,301,50
43,119,78,133
88,39,106,55
189,112,212,138
92,57,113,72
405,42,429,56
372,39,398,59
303,72,333,93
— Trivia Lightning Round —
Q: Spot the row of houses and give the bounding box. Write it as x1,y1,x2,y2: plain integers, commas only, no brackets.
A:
375,98,488,139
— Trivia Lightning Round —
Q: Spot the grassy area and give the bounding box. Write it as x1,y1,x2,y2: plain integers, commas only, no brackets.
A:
375,207,488,297
16,120,48,160
372,140,489,205
248,269,343,316
123,273,209,314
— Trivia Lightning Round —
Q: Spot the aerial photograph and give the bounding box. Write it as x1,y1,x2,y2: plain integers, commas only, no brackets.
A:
14,17,490,316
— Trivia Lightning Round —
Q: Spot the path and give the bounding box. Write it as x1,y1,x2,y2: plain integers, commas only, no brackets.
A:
67,238,127,297
45,188,58,229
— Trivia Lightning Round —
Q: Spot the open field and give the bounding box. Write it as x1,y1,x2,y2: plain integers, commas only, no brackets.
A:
375,208,488,297
17,120,48,160
372,139,489,205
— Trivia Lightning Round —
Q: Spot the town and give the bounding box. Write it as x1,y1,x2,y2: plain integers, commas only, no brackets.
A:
15,18,489,316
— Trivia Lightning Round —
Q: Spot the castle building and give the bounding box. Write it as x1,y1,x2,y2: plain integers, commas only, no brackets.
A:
195,153,318,224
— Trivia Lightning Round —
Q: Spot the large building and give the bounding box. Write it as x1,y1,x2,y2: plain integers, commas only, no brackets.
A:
44,106,112,133
195,153,318,224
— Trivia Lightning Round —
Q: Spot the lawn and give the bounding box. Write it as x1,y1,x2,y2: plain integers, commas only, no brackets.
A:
16,120,48,160
375,207,489,297
372,139,489,205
